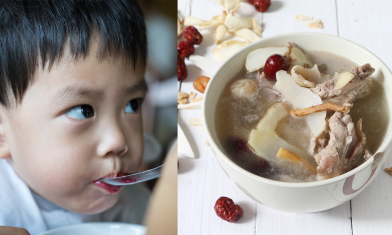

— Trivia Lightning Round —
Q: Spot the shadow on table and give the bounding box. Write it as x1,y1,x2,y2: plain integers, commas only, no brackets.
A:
237,201,256,224
177,114,200,159
266,1,283,13
178,156,196,174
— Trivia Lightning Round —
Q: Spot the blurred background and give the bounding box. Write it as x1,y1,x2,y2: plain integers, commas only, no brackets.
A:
138,0,177,185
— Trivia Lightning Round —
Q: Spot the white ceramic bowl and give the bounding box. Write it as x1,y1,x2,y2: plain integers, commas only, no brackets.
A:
39,222,146,235
203,32,392,213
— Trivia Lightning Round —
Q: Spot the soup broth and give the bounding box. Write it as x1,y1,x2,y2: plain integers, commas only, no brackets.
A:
215,50,388,182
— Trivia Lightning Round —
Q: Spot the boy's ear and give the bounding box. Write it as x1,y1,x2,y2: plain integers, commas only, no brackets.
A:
0,108,11,159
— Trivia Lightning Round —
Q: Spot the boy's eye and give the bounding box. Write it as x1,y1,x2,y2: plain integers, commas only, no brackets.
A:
125,98,142,114
66,105,94,119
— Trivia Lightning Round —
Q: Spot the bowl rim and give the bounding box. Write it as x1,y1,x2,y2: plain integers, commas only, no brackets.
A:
203,32,392,188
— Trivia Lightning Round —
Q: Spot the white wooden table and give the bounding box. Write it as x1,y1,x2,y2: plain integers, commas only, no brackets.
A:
178,0,392,234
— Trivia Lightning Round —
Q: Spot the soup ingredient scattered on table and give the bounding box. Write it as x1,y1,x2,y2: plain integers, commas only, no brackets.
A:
214,197,244,223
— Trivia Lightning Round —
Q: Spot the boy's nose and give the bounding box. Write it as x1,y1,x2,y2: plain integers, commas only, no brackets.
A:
97,125,128,158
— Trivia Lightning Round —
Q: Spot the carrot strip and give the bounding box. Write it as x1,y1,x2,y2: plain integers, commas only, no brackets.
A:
290,103,349,116
277,148,317,174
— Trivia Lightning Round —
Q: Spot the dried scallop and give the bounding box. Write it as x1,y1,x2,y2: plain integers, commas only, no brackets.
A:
230,79,257,98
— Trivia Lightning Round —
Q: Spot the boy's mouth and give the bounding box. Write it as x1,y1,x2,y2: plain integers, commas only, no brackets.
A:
93,173,127,194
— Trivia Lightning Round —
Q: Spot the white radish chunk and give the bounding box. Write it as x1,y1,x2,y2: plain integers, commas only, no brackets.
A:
275,71,326,137
248,103,313,166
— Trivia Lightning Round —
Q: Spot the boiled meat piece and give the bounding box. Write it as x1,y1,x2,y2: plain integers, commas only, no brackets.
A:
311,64,374,105
344,119,366,171
350,63,376,82
314,112,357,179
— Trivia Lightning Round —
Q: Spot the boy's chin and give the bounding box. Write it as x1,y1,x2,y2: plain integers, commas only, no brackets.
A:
70,193,121,215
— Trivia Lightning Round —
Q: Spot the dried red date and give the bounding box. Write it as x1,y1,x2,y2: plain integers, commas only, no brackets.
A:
225,137,250,156
246,0,254,4
253,0,271,12
177,50,187,81
264,54,289,80
214,197,244,223
178,41,195,58
183,26,203,45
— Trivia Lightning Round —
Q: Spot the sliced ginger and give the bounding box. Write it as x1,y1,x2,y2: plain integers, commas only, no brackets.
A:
290,103,349,117
277,148,317,174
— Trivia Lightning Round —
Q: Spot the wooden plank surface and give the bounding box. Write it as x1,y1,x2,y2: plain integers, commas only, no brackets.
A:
336,1,392,234
178,0,392,234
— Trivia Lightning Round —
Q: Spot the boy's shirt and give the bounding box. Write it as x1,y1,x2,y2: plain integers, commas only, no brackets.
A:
0,159,149,235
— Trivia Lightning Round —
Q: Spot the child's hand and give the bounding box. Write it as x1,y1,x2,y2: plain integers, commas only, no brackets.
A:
0,226,30,235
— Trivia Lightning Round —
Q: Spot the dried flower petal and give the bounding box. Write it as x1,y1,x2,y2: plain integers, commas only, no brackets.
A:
215,25,228,44
233,28,261,43
212,40,249,61
217,0,242,11
184,16,210,26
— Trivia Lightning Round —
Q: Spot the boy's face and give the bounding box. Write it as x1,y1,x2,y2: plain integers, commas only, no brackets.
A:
0,43,146,214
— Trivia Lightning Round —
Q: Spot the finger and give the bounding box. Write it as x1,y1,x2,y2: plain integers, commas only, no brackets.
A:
0,226,30,235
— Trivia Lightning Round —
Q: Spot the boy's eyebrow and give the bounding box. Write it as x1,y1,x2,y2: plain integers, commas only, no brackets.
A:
125,79,148,94
50,79,147,106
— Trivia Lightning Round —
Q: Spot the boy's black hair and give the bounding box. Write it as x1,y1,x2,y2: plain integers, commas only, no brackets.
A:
0,0,147,107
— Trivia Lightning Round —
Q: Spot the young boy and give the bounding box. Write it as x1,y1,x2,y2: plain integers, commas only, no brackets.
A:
0,1,149,234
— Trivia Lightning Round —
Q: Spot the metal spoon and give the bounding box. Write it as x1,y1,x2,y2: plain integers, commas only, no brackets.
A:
100,163,166,186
